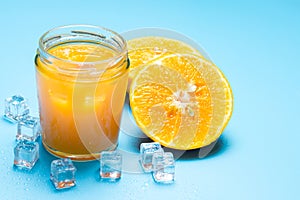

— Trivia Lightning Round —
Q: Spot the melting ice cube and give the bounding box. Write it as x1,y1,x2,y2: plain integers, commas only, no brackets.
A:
50,158,77,190
4,95,29,123
13,140,39,170
140,142,164,172
152,152,175,184
100,151,122,181
16,116,41,142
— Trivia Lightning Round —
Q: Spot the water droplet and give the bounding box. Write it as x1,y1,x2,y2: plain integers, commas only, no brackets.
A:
142,182,149,190
187,84,197,92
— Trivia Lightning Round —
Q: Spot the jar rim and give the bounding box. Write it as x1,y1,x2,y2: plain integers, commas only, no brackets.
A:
38,24,127,67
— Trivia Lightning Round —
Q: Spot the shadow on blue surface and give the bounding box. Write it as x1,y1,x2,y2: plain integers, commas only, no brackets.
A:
177,133,230,160
131,131,231,161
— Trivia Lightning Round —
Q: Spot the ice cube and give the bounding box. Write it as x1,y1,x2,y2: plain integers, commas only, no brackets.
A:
50,158,76,190
100,151,122,181
152,152,175,184
16,116,41,142
4,95,30,123
139,142,164,172
14,140,39,170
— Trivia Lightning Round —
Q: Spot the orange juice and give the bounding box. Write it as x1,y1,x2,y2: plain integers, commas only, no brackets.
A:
35,25,129,161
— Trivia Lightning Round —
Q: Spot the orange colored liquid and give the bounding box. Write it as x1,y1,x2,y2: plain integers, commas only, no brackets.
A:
35,43,128,160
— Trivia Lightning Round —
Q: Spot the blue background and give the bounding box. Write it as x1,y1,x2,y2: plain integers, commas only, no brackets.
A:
0,0,299,199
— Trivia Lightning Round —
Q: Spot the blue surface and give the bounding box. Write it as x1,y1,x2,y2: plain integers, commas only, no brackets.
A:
0,0,299,199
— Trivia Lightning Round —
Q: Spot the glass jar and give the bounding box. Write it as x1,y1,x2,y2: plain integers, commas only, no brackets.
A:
35,25,129,161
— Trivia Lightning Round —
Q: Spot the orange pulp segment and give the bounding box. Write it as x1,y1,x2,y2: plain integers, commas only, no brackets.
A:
127,36,204,91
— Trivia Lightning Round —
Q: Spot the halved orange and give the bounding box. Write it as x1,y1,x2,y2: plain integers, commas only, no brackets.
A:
128,37,233,150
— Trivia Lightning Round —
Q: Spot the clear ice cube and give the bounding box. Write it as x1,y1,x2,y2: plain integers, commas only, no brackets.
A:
14,140,39,170
100,151,122,181
50,158,76,190
16,116,41,142
152,152,175,184
140,142,164,172
4,95,30,123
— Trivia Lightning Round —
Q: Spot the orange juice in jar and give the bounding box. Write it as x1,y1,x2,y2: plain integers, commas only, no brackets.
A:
35,25,129,161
